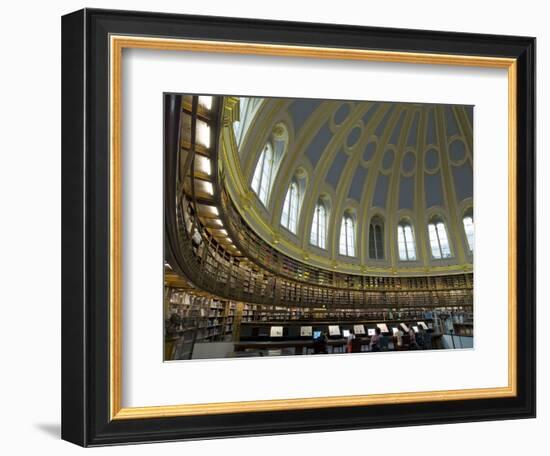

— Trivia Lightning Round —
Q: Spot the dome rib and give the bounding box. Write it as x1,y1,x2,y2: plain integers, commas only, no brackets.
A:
223,97,474,276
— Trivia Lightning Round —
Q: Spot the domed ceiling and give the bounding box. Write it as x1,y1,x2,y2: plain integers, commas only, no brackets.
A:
220,96,473,277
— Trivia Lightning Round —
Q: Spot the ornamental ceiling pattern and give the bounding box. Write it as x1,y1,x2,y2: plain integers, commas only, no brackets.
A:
220,96,474,276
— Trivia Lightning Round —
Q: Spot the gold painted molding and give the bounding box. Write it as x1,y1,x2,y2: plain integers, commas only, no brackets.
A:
114,386,515,419
109,35,517,421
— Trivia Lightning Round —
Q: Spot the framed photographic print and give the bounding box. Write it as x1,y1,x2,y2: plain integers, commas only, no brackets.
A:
61,8,535,447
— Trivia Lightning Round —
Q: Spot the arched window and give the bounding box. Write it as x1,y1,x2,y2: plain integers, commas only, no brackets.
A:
397,221,417,261
310,202,327,249
281,181,299,233
428,218,452,259
369,217,384,259
339,213,356,257
232,120,240,139
251,143,274,205
234,97,264,146
463,214,474,252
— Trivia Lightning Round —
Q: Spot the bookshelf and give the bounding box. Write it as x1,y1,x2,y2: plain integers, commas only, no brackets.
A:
166,289,238,347
164,280,473,360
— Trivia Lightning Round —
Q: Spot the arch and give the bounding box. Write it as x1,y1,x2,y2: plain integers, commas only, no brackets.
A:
310,199,328,249
397,219,417,261
304,185,335,258
251,142,275,205
339,210,356,257
428,215,452,259
281,179,300,234
462,208,474,252
249,122,290,209
368,215,385,260
234,97,264,147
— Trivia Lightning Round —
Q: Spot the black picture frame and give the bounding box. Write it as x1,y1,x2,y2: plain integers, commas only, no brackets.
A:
62,8,536,447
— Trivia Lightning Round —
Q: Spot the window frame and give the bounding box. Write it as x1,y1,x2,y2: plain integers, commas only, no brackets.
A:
251,142,275,206
397,221,417,261
368,217,385,260
428,217,452,259
339,213,356,257
310,201,328,249
281,180,300,234
463,213,474,253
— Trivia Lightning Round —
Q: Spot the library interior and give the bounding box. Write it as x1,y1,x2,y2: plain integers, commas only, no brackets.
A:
164,94,474,360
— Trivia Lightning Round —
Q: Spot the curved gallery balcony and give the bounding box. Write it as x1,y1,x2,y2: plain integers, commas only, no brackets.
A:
164,94,473,311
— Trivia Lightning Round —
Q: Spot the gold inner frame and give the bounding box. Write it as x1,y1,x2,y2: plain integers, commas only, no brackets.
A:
109,35,517,420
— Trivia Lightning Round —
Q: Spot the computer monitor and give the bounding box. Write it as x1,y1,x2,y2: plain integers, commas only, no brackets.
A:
377,323,389,333
412,325,419,333
367,328,376,336
418,321,429,330
270,326,283,337
400,323,410,332
342,329,350,338
300,326,312,337
328,325,341,336
353,324,365,335
392,327,399,335
313,330,322,340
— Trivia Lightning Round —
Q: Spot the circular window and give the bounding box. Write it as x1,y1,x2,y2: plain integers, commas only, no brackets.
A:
449,140,466,163
346,126,362,148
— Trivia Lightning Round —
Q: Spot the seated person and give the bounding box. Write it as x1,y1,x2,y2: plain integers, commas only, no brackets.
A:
408,327,418,349
379,333,388,351
351,336,363,353
394,328,404,350
369,327,382,352
416,331,424,349
313,331,328,354
346,330,356,353
423,329,433,349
